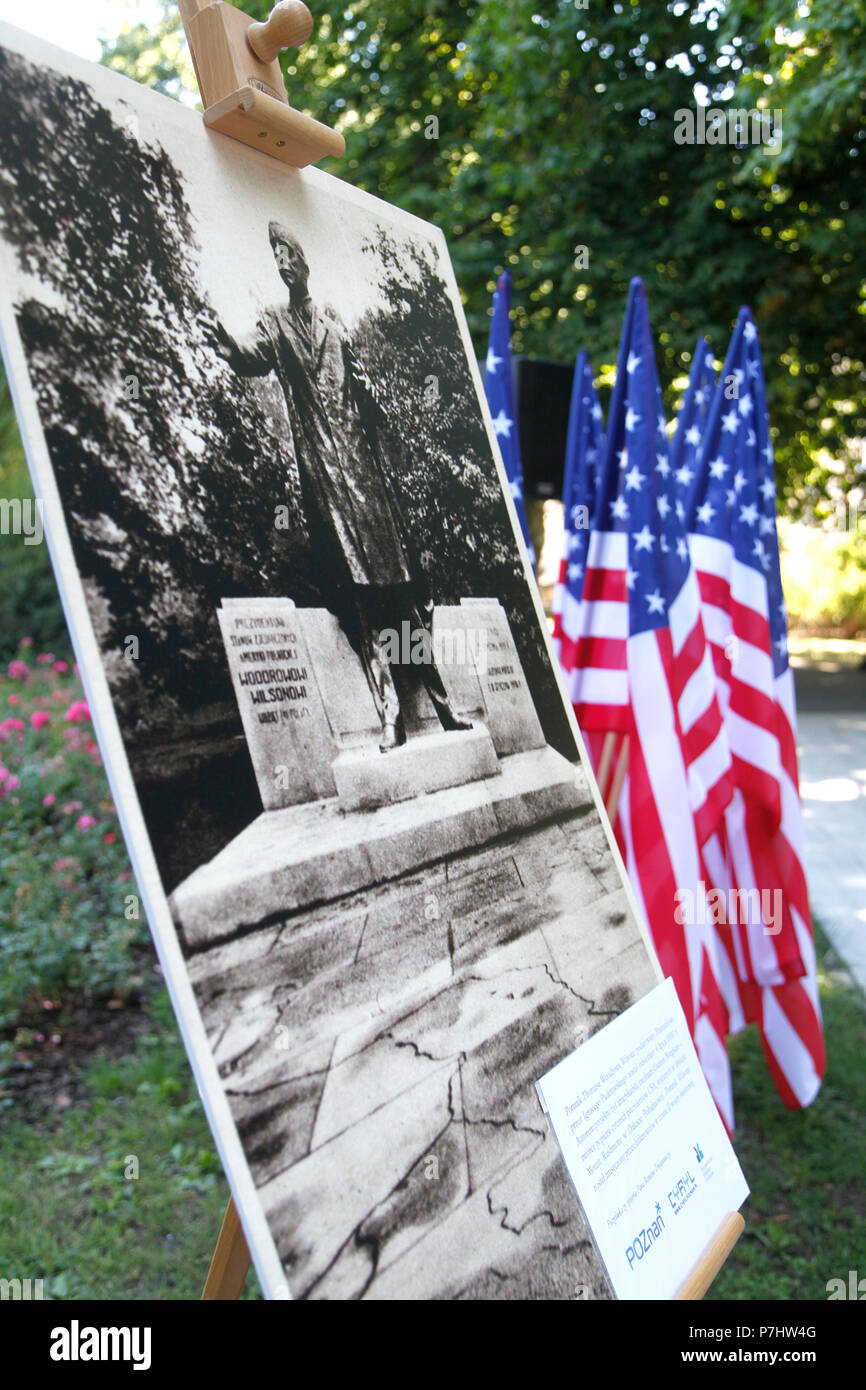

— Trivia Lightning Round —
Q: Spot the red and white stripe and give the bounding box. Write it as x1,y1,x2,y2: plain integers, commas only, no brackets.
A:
690,531,825,1107
562,528,736,1128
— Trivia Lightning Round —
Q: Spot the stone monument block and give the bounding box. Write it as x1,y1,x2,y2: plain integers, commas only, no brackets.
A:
218,598,337,810
439,599,546,757
296,608,381,750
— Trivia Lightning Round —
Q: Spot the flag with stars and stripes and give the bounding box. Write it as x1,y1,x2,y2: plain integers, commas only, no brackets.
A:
483,271,535,568
572,277,736,1127
671,336,716,483
551,350,604,670
684,307,825,1109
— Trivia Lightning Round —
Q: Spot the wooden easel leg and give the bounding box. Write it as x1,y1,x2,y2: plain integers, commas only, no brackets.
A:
674,1212,745,1300
202,1195,251,1300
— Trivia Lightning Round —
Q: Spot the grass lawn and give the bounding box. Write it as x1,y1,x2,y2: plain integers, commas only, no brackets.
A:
0,986,262,1300
710,924,866,1300
0,923,862,1301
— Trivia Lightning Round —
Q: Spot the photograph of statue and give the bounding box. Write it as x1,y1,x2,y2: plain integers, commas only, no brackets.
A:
0,23,660,1299
211,221,472,752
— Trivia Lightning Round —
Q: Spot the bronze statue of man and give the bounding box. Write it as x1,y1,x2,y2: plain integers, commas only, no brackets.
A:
213,221,470,751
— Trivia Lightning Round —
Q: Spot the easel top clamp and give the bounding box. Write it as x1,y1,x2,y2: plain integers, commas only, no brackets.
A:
178,0,345,168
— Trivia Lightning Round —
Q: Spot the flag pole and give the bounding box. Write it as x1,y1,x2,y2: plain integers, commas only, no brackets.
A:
605,735,629,822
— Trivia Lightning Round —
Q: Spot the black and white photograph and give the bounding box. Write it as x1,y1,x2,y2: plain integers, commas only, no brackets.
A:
0,21,660,1299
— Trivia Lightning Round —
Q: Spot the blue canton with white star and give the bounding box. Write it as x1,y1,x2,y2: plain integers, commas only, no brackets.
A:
671,336,716,486
593,277,693,636
483,270,536,567
562,349,604,600
683,308,788,676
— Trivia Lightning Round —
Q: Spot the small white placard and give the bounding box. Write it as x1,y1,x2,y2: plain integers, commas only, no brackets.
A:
537,978,749,1300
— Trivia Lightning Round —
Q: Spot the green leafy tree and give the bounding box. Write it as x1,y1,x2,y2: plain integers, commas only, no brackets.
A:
95,0,866,520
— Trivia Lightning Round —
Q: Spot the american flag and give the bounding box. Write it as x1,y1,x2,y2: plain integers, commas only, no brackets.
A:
551,349,604,673
483,271,535,568
683,308,825,1107
671,336,716,482
568,278,736,1125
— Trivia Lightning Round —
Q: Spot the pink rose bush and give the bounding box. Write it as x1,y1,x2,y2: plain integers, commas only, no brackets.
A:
0,638,143,1031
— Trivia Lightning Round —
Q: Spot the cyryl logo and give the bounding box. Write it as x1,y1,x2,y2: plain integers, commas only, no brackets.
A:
0,1277,43,1299
49,1321,152,1371
826,1270,866,1300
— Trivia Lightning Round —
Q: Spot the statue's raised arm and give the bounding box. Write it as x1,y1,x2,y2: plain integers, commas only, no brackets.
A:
207,315,276,378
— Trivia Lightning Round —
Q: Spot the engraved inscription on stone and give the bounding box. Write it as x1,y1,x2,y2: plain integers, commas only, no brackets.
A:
459,598,546,756
218,598,337,809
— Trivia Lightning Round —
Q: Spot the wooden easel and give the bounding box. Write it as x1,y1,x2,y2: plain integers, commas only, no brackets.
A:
177,0,344,168
202,1196,251,1300
180,0,744,1304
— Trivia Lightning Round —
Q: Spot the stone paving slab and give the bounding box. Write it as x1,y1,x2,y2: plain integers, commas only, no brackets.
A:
187,806,658,1299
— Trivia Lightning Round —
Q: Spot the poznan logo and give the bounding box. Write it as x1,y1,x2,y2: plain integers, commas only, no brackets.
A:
625,1201,666,1269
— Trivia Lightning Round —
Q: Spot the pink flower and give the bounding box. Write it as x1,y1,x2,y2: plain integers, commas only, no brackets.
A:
51,690,66,704
7,660,29,680
7,694,20,706
65,700,91,723
34,1032,44,1043
1,717,25,734
30,711,51,731
36,652,54,665
52,660,69,673
20,636,33,648
43,792,56,807
76,814,97,831
50,1035,60,1045
61,800,83,814
41,999,54,1010
3,776,19,792
103,832,116,843
0,768,7,783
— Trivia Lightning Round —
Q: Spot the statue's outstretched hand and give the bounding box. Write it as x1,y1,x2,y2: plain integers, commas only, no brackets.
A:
203,318,235,361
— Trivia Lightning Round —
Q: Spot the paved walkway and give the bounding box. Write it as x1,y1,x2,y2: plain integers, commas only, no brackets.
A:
794,664,866,995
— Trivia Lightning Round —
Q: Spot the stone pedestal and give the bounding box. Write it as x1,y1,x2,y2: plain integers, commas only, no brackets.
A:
170,745,589,947
219,594,544,812
332,726,499,811
176,593,583,947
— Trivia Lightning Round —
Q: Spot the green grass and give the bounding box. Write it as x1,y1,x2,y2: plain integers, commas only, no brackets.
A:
710,925,866,1301
0,987,262,1300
